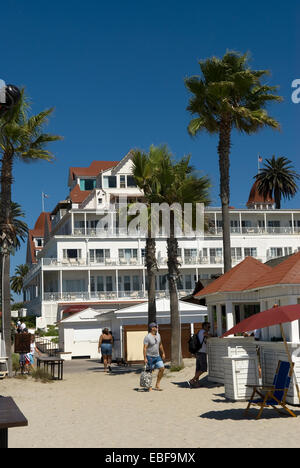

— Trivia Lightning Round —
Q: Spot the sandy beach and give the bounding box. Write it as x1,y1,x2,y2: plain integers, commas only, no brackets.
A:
1,358,300,449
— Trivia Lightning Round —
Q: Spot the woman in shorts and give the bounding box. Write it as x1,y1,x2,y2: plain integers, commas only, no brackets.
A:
98,328,113,373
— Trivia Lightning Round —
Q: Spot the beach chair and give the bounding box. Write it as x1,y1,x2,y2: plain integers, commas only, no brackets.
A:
245,361,297,419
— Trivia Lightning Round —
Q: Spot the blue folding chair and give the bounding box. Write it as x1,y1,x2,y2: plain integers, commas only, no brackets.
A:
245,361,297,419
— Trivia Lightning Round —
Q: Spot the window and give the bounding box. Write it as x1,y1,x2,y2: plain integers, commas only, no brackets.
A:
127,175,137,187
89,249,110,263
210,248,222,258
231,247,242,258
184,248,197,259
185,275,193,290
120,175,126,189
119,249,138,260
97,276,104,292
268,220,280,227
124,276,131,291
80,179,96,191
63,249,82,259
103,176,117,188
132,276,140,291
269,247,283,258
106,276,113,292
244,248,257,257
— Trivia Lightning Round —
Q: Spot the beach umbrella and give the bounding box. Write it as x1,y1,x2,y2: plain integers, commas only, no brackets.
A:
222,304,300,402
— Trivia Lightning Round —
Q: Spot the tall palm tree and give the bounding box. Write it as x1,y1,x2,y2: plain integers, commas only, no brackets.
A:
10,264,29,299
185,51,282,272
0,90,62,375
255,156,300,209
0,201,28,305
155,151,211,368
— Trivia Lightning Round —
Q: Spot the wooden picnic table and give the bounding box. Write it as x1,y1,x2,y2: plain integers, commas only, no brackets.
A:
0,397,28,448
37,356,64,380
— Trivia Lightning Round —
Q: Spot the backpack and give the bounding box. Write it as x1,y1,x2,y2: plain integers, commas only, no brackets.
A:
188,332,203,355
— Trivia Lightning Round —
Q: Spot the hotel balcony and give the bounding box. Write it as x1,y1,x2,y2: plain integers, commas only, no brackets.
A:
206,227,300,236
43,289,194,302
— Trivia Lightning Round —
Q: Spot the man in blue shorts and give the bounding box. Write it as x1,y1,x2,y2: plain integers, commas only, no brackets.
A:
143,323,166,391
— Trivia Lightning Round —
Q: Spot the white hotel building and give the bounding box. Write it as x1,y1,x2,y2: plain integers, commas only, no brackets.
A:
23,151,300,325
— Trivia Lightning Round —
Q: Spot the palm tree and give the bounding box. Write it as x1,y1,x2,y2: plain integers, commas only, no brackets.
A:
0,91,62,375
131,146,168,324
255,156,300,209
155,151,211,368
185,51,282,272
0,201,28,304
10,264,29,299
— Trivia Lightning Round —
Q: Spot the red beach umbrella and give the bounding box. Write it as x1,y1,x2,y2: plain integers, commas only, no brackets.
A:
222,304,300,402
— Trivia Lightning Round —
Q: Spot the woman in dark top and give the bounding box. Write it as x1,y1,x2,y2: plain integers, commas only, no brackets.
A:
98,328,113,372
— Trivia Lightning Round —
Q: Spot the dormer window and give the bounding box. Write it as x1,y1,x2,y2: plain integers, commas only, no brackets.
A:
80,178,96,191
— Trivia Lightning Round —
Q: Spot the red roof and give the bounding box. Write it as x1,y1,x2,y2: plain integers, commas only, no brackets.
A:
195,257,273,297
247,181,274,207
27,212,51,264
246,251,300,290
69,185,91,204
69,161,119,180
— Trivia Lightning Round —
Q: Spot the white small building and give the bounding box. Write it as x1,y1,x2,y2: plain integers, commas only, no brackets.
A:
97,298,208,363
58,307,113,360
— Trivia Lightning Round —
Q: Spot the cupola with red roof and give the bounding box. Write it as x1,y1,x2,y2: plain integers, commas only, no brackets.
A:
247,180,274,210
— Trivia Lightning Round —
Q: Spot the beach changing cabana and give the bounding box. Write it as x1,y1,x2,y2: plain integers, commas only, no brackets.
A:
97,298,208,363
194,253,300,404
57,306,114,360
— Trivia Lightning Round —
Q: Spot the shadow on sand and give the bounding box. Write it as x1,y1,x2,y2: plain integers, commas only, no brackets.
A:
200,407,300,421
171,376,223,390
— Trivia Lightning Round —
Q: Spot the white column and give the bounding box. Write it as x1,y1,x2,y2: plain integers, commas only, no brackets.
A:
216,304,223,337
41,269,44,301
239,212,242,234
207,305,214,334
116,269,119,299
225,301,234,334
292,212,295,234
60,270,63,299
84,212,87,235
71,212,74,235
142,268,146,297
88,270,91,299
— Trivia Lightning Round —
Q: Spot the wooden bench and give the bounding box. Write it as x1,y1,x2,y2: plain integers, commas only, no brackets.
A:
0,397,28,448
37,356,64,380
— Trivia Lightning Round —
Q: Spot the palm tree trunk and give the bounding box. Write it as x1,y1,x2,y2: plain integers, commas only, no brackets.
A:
218,117,232,273
145,236,157,324
0,152,14,376
274,188,281,210
167,215,182,368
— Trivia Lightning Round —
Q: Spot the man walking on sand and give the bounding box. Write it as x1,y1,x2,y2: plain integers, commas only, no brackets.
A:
143,323,166,391
188,322,211,388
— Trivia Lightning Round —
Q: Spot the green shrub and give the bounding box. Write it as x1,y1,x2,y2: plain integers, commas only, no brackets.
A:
31,368,54,383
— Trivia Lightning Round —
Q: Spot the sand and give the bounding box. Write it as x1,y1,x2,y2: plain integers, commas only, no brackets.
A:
1,358,300,449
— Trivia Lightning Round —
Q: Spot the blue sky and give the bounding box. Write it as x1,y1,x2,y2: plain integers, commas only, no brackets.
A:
1,0,299,298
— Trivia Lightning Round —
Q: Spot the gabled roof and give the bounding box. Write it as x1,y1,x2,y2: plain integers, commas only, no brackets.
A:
195,257,273,297
69,161,119,183
245,251,300,290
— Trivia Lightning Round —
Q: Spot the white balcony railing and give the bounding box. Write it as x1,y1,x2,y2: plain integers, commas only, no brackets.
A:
43,289,194,302
207,226,300,236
